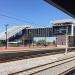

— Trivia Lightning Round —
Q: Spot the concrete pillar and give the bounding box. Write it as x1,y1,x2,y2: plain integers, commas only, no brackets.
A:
71,24,74,36
69,36,75,47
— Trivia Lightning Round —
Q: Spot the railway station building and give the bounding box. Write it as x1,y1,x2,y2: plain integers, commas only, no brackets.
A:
52,19,75,47
0,19,75,47
0,26,52,46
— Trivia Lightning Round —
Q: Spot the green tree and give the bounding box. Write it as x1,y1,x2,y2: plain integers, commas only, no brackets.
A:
36,40,46,46
53,40,56,45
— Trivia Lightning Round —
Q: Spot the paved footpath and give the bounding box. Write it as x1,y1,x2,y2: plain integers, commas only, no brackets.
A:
0,52,75,75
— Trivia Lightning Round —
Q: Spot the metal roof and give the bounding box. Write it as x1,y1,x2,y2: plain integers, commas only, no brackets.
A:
51,19,75,24
0,26,30,40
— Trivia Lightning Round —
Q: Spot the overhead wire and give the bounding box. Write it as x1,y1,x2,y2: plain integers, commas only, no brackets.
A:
0,12,45,27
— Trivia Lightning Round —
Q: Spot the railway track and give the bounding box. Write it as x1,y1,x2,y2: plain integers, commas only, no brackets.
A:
0,50,75,75
0,51,64,63
10,52,75,75
0,48,75,63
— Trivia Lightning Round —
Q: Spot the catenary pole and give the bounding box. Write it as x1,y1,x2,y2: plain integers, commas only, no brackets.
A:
5,24,8,49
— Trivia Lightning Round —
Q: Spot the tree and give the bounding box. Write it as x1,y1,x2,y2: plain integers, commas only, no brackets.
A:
36,40,46,46
53,40,56,45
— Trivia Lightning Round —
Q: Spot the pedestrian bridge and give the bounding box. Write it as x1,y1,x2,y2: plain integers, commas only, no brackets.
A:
0,51,75,75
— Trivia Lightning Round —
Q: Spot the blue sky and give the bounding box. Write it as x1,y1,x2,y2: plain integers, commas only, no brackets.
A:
0,0,73,41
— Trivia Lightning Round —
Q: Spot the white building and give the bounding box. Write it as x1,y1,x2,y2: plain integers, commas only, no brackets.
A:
52,19,75,47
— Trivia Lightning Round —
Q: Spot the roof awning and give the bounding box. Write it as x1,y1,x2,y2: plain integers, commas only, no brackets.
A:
51,19,75,24
45,0,75,18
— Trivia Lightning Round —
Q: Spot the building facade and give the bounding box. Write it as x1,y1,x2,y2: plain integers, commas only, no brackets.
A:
52,19,75,47
0,26,52,46
0,19,75,47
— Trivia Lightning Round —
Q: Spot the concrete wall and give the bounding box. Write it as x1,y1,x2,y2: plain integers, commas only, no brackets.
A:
56,35,75,47
56,35,68,47
69,36,75,47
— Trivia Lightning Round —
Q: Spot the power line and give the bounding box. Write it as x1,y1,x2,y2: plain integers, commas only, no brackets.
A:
0,12,44,26
0,13,33,24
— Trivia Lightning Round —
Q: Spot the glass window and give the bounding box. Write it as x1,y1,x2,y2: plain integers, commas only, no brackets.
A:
53,25,71,35
73,26,75,35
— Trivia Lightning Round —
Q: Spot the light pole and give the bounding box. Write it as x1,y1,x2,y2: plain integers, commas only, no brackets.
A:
45,28,47,47
65,26,68,54
5,24,8,49
29,31,32,48
59,26,68,54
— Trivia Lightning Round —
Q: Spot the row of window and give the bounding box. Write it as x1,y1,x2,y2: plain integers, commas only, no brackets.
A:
25,28,52,37
53,25,71,35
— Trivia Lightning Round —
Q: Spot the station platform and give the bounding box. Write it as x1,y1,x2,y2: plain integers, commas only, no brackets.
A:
0,52,75,75
0,46,75,52
0,46,57,52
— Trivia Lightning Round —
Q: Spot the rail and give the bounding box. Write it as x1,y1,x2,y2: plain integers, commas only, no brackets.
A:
10,52,75,75
0,47,75,63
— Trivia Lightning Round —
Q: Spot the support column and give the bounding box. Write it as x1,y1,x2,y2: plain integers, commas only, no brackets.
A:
71,24,74,36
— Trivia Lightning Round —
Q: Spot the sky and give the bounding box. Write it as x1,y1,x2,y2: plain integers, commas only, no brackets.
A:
0,0,73,41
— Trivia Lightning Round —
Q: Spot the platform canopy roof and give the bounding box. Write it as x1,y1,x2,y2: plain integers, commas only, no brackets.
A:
51,19,75,25
45,0,75,18
0,26,30,40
